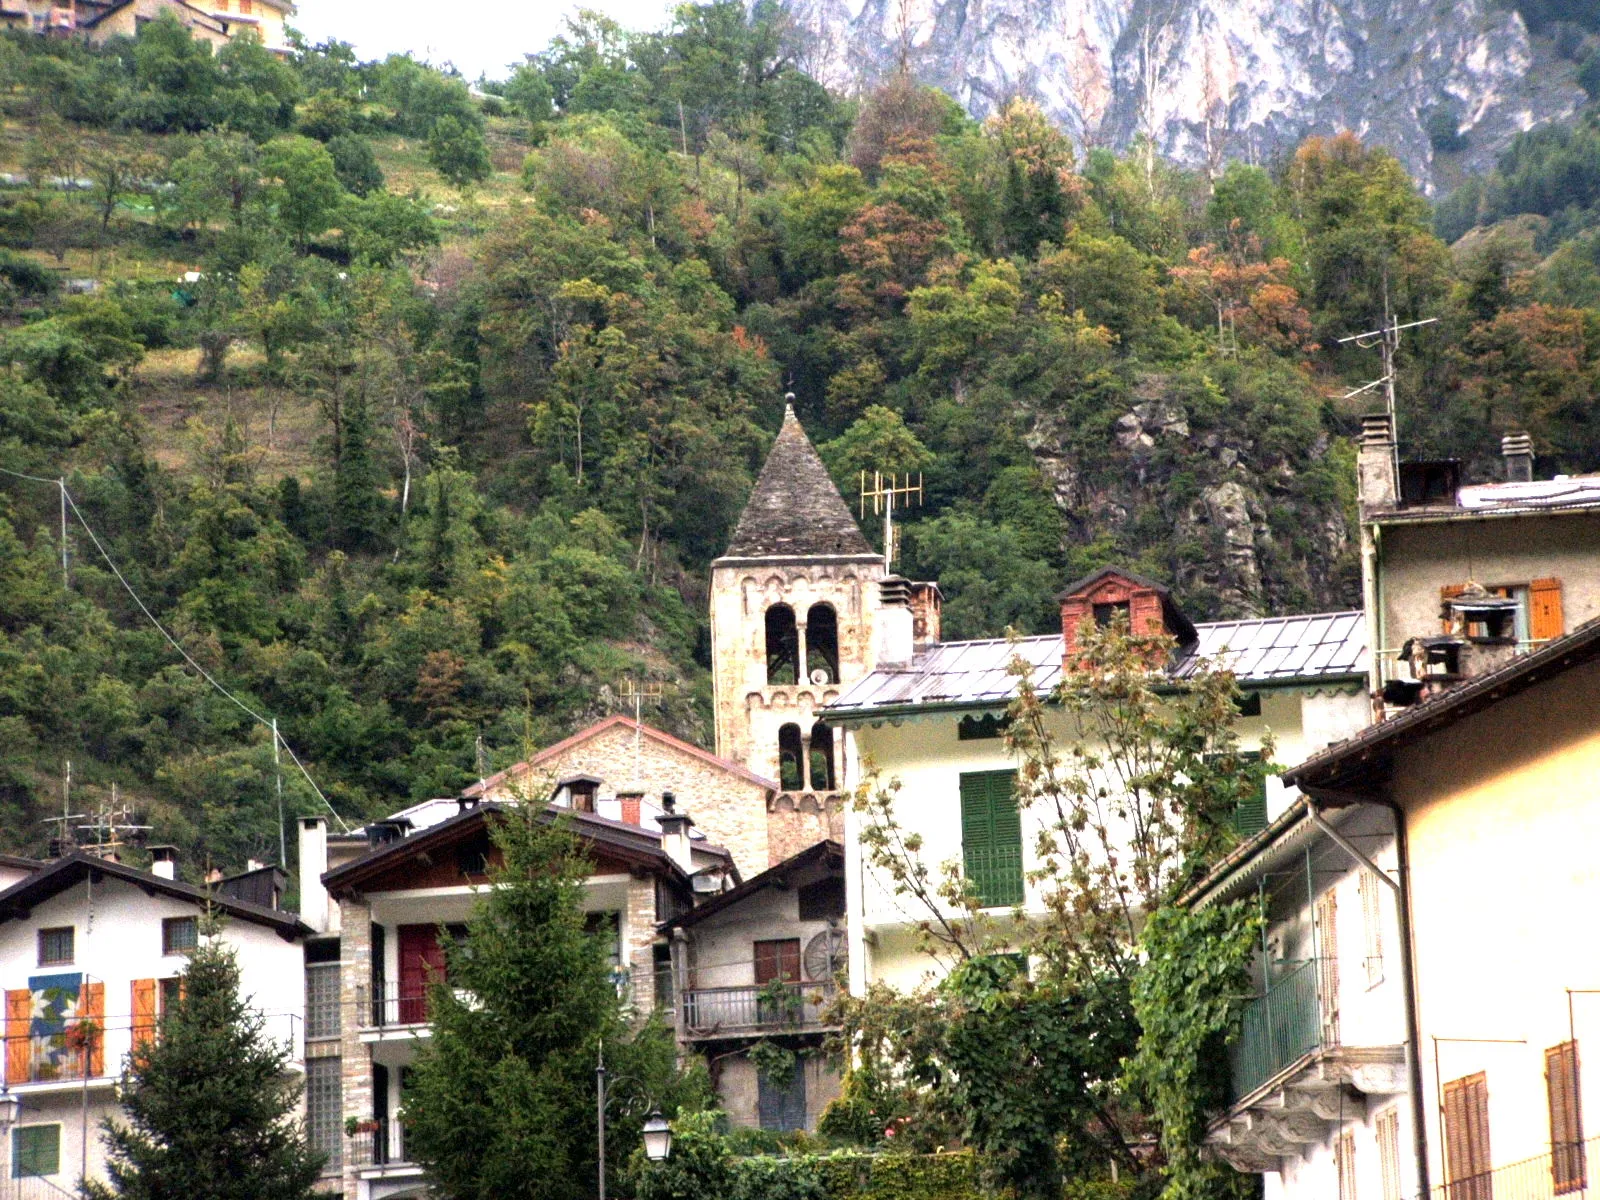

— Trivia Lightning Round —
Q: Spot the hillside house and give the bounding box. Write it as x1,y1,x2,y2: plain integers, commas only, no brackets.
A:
825,565,1371,993
1264,619,1600,1200
0,852,309,1194
1358,415,1600,712
0,0,294,53
662,840,846,1132
310,798,735,1200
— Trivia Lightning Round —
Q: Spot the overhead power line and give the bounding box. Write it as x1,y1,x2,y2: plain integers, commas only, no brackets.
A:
1,465,349,833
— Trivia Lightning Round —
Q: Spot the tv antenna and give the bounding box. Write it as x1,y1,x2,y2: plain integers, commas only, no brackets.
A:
860,471,924,573
1338,290,1437,478
41,760,87,856
618,677,664,725
75,786,151,858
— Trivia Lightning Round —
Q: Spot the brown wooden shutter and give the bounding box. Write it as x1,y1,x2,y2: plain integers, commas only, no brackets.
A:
4,988,30,1085
1531,578,1565,642
131,978,158,1053
754,939,801,984
1441,584,1467,634
1445,1072,1493,1200
1547,1040,1587,1194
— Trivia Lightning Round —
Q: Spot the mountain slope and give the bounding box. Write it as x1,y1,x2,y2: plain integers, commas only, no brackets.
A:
783,0,1586,189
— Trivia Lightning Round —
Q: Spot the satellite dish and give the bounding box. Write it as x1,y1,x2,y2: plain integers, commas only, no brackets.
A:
802,928,844,982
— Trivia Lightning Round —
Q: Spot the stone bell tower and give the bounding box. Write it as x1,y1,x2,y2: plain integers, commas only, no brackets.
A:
710,398,885,862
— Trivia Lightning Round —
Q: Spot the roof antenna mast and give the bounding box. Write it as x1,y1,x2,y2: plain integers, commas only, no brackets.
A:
859,470,924,574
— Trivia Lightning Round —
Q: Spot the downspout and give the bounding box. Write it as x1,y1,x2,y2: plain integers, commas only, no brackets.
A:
1303,790,1430,1200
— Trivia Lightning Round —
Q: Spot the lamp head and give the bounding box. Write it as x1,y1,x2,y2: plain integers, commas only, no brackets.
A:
641,1111,671,1162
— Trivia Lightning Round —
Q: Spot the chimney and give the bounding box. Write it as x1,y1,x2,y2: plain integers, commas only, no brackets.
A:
909,581,942,651
298,817,329,933
877,577,914,665
655,792,694,871
1502,432,1534,483
618,793,642,826
246,858,266,872
206,867,224,884
1357,413,1399,512
148,845,177,881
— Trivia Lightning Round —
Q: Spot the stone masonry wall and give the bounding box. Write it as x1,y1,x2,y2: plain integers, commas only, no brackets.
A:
337,901,371,1200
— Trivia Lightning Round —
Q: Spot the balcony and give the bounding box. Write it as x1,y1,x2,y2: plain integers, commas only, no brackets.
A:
349,1118,413,1169
680,980,837,1040
963,845,1025,908
1207,959,1405,1173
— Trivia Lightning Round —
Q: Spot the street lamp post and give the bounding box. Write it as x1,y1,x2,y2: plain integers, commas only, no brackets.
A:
596,1042,671,1200
0,1084,22,1200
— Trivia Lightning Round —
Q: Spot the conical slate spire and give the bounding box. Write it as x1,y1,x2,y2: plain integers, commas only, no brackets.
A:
719,398,875,559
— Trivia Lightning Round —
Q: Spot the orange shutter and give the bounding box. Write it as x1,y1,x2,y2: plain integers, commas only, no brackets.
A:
1440,584,1467,634
1548,1041,1587,1194
1444,1072,1493,1192
81,980,104,1077
5,988,29,1085
131,978,158,1053
1531,579,1564,642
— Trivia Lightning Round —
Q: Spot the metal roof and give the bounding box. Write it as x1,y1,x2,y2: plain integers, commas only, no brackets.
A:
825,611,1367,719
1374,475,1600,524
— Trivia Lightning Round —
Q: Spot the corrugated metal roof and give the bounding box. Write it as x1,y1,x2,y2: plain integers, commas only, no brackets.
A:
825,610,1366,717
1457,476,1600,512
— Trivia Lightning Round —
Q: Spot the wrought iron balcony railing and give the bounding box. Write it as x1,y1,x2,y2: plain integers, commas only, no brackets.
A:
1433,1133,1599,1200
1230,958,1326,1101
680,980,836,1037
348,1118,412,1170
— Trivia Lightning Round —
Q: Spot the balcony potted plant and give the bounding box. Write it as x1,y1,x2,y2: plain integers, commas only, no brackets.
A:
346,1117,380,1136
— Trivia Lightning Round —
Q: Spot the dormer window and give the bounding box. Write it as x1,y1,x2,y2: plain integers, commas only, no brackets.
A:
569,780,597,814
1093,600,1130,627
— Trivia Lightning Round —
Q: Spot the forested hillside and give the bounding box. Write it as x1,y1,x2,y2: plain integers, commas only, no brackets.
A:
3,3,1600,872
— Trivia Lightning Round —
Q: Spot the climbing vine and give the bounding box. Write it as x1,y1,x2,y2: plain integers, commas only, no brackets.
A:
1125,901,1262,1200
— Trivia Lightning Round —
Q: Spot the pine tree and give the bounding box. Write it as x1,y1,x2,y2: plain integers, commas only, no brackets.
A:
332,389,385,551
90,931,324,1200
402,807,702,1200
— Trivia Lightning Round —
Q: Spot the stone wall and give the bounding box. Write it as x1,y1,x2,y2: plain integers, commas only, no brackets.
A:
336,902,371,1200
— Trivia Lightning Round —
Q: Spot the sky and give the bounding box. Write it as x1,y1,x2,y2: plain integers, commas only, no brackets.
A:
291,0,679,82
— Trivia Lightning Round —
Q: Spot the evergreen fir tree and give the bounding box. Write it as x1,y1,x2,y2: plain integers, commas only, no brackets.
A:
90,930,324,1200
332,390,385,551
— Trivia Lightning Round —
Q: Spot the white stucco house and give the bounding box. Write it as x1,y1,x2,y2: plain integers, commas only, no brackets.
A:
0,852,311,1193
824,566,1372,995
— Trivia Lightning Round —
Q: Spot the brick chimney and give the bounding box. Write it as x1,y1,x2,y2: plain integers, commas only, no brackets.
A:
909,581,942,651
1358,412,1399,513
1502,432,1534,483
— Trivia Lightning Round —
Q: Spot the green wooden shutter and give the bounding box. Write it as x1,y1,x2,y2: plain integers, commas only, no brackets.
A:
960,771,1024,907
1232,751,1268,838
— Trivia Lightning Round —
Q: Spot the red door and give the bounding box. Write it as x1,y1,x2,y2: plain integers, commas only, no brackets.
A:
397,925,447,1024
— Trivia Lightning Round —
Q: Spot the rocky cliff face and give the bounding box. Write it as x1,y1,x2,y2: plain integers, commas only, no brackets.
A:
782,0,1585,189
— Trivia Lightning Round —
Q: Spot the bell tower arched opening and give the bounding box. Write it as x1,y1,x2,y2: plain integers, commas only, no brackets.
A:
766,605,799,685
808,722,836,791
778,723,805,791
806,603,838,684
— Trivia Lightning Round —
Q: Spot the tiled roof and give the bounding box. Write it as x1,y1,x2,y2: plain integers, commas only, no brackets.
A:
824,611,1366,718
717,403,876,560
1173,611,1367,681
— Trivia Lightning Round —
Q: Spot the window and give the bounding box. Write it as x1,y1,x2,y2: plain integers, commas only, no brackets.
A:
765,605,799,685
778,723,804,792
959,771,1024,908
568,780,597,814
1093,600,1130,627
1532,578,1565,642
160,976,182,1016
238,0,251,12
585,913,624,992
652,942,673,1013
957,712,1008,740
757,1064,807,1132
797,876,845,921
805,603,838,684
1443,1072,1492,1200
12,1126,59,1178
37,926,73,966
305,963,341,1040
1360,869,1385,988
306,1057,342,1172
1336,1129,1357,1200
1548,1040,1586,1194
1235,691,1262,717
1376,1107,1403,1200
162,916,198,956
808,722,835,791
753,939,801,984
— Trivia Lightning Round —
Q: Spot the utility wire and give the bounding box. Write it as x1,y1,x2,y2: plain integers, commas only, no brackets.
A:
1,465,349,832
